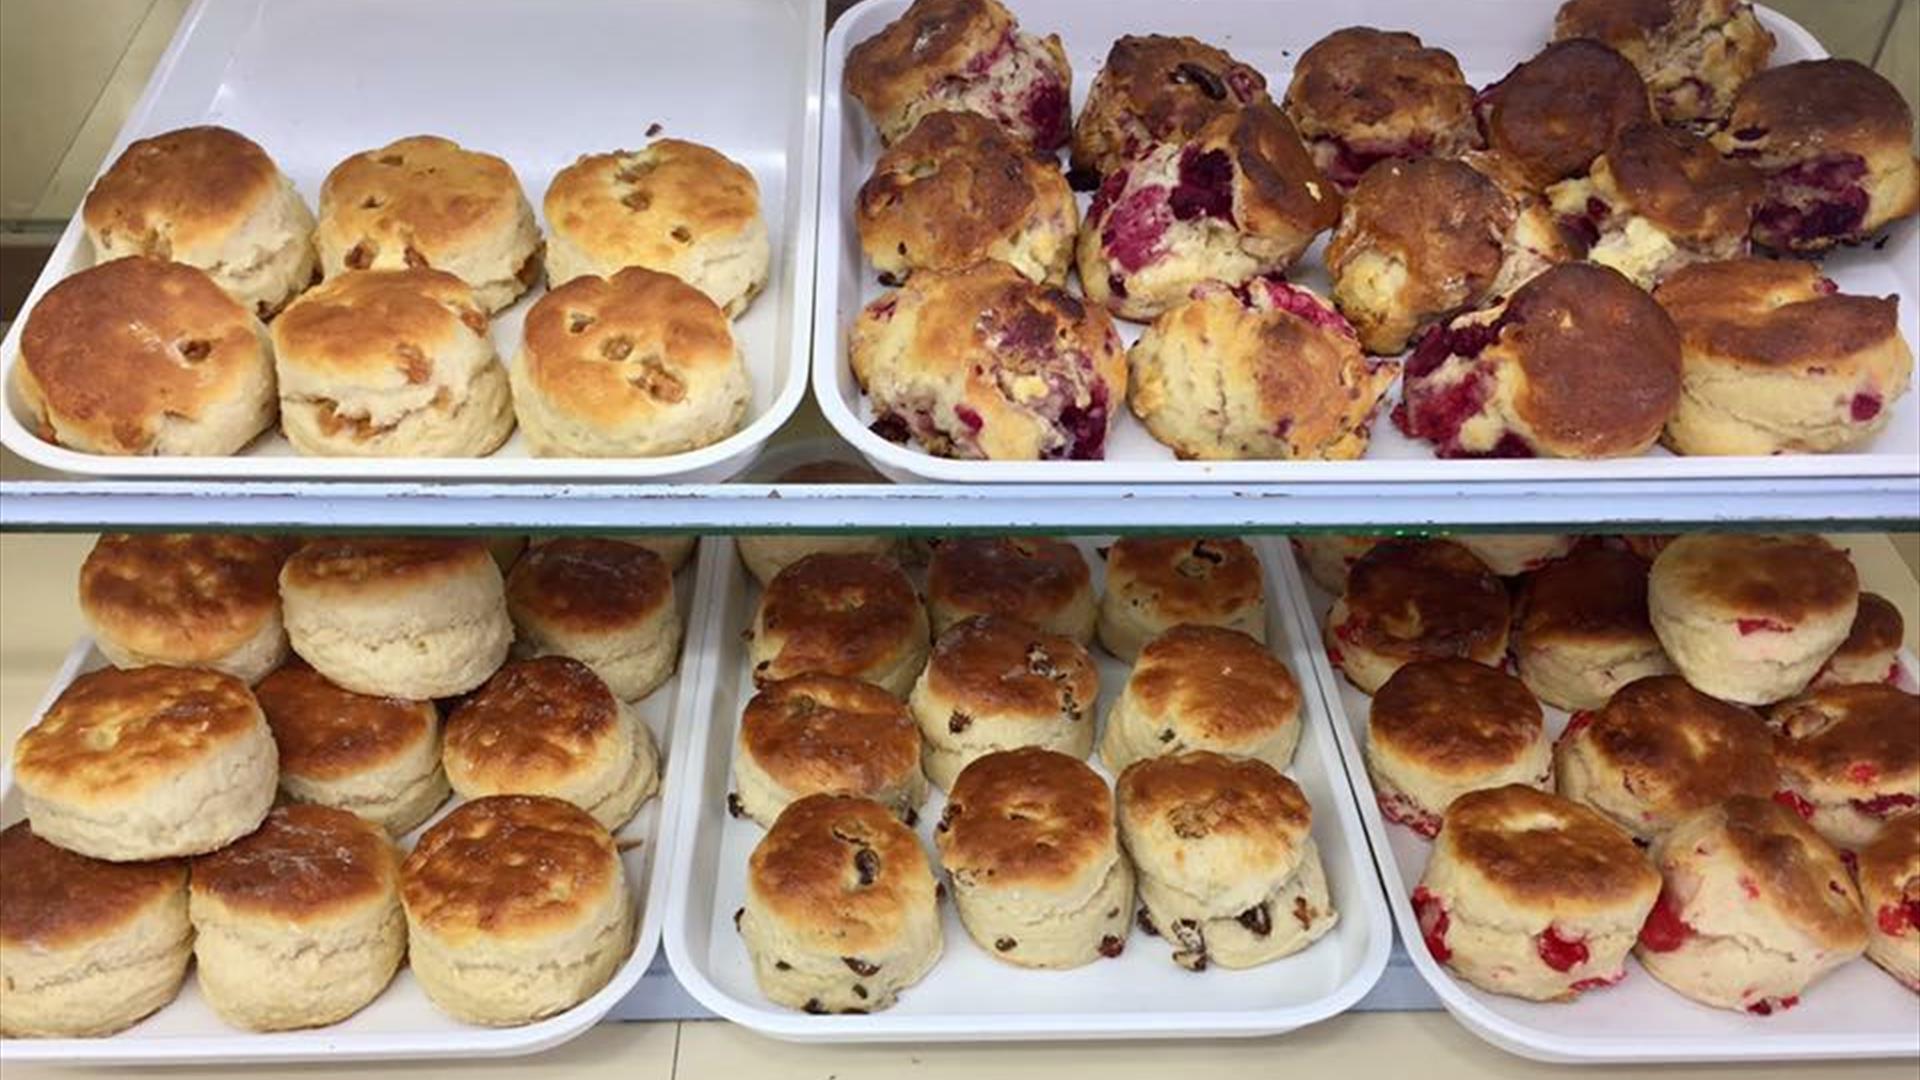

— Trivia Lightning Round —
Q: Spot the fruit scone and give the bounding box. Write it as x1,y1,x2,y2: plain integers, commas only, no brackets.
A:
909,614,1098,791
1512,543,1674,712
1282,27,1481,192
1770,683,1920,851
1856,811,1920,991
1324,538,1510,695
1552,0,1774,125
1366,659,1551,839
1070,34,1270,190
926,536,1096,643
1474,39,1655,190
1815,592,1906,688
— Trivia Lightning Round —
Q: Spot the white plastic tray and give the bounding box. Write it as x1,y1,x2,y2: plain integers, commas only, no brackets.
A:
1282,547,1920,1063
662,535,1390,1042
0,552,709,1065
0,0,822,482
814,0,1920,484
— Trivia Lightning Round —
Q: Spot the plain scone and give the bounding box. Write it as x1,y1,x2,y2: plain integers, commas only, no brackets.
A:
78,532,290,684
507,537,681,701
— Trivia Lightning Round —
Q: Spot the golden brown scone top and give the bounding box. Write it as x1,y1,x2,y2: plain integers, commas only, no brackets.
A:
1516,544,1657,647
191,803,399,923
1106,537,1264,623
17,257,266,455
1771,683,1920,797
83,126,285,250
1341,539,1509,661
1128,625,1299,744
1704,795,1869,952
1330,157,1512,300
508,537,673,633
748,794,937,953
79,533,288,661
1118,751,1311,864
1833,592,1905,665
271,268,488,376
1571,674,1776,805
1855,811,1920,915
1205,102,1344,238
1653,533,1858,622
845,0,1017,122
1440,784,1659,908
928,536,1089,621
1653,258,1900,372
1073,34,1270,177
14,666,262,801
445,658,625,786
1719,59,1915,159
0,821,184,949
319,136,527,267
1479,39,1654,188
1554,0,1688,44
255,659,435,780
282,536,493,594
401,795,620,941
739,674,920,793
938,748,1115,887
1370,658,1542,773
755,553,921,684
1598,122,1760,242
925,615,1096,721
546,139,761,261
1285,27,1473,139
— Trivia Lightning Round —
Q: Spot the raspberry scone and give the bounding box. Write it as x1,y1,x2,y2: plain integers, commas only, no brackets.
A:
1366,660,1550,840
1513,545,1674,712
1283,27,1481,191
1069,34,1270,189
1553,0,1774,125
1770,683,1920,851
1856,811,1920,991
1814,592,1906,688
1291,535,1381,594
1474,39,1655,189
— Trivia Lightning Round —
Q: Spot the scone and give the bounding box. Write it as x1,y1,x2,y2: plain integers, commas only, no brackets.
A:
1770,683,1920,850
1101,624,1301,774
444,657,660,831
1366,659,1550,838
0,823,190,1038
1127,276,1395,460
13,665,276,860
255,658,449,835
1546,123,1761,287
738,794,942,1013
316,135,539,312
529,533,698,573
1474,39,1655,189
936,748,1134,968
1097,537,1266,662
1291,535,1381,594
507,537,680,701
1555,675,1776,843
1325,539,1509,695
1635,796,1867,1013
1077,102,1341,323
14,256,275,455
79,532,289,684
1648,533,1859,705
1714,60,1920,253
189,804,404,1031
401,795,634,1026
926,536,1095,644
844,0,1070,151
83,125,316,318
1070,34,1271,187
910,615,1099,791
748,553,929,695
1816,592,1906,687
1395,263,1681,459
738,461,896,586
1117,751,1338,970
1553,0,1774,124
732,673,927,827
544,139,768,316
1653,258,1914,455
1513,545,1674,711
1455,533,1575,577
1856,811,1920,991
1283,27,1480,190
280,536,512,700
1414,785,1659,1001
511,267,749,458
858,111,1077,287
850,261,1126,461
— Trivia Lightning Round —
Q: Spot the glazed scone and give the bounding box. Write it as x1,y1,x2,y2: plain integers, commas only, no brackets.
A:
280,537,512,700
1454,534,1575,577
1635,796,1867,1014
850,261,1127,460
1414,785,1659,1001
1770,683,1920,850
13,665,276,861
936,748,1134,968
1325,539,1509,695
189,804,404,1032
1554,675,1775,843
1513,544,1674,711
507,537,680,701
844,0,1070,151
272,268,513,457
1128,276,1395,461
1714,60,1920,253
256,659,448,835
1117,751,1338,970
1102,624,1301,774
1554,0,1774,124
1283,27,1480,190
1474,39,1655,189
858,111,1077,287
1648,533,1858,705
910,615,1098,791
1366,659,1550,838
1547,122,1761,287
1070,34,1270,187
83,125,316,318
739,460,895,586
1291,535,1381,594
738,794,942,1013
733,674,927,827
1077,102,1341,323
401,795,634,1026
1815,592,1906,687
1097,537,1266,662
1395,263,1682,460
512,267,749,458
79,532,289,684
316,136,539,312
14,257,275,456
0,823,189,1038
1653,258,1914,455
1856,811,1920,991
444,657,660,831
749,553,929,696
926,536,1094,644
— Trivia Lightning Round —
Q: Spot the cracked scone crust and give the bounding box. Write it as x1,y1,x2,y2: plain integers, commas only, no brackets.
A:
1474,39,1655,189
1070,34,1271,185
734,673,927,827
1283,27,1480,191
911,615,1098,791
1554,0,1774,124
